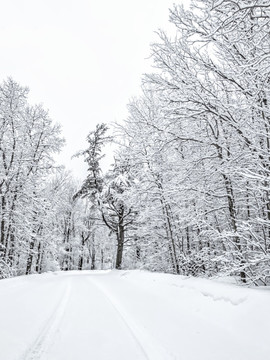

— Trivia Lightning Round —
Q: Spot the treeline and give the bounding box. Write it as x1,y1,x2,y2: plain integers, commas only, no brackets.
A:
75,0,270,285
1,0,270,285
0,78,62,277
111,0,270,285
0,79,113,278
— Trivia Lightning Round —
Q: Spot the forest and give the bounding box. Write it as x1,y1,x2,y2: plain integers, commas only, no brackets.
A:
1,0,270,286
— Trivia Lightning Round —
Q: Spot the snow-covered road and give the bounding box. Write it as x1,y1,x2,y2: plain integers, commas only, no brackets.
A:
0,270,269,360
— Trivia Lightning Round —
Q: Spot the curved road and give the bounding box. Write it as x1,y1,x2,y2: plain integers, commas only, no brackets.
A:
22,273,149,360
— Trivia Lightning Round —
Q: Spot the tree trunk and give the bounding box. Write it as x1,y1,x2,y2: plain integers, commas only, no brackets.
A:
91,249,96,270
35,242,42,273
115,204,125,270
101,249,104,270
223,174,246,283
0,196,6,256
78,256,83,270
26,241,35,275
78,235,86,270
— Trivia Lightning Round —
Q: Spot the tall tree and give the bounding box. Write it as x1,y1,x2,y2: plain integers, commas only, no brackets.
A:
0,78,64,278
75,124,136,269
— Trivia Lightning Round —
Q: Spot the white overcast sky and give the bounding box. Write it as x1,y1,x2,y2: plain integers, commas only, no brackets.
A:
0,0,178,178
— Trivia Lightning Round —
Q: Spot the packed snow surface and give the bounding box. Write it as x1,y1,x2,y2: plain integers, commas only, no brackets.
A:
0,270,269,360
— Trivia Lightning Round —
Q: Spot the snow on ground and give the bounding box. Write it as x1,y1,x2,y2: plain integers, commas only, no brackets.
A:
0,270,269,360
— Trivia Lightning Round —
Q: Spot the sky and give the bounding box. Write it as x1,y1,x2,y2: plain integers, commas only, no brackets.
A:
0,0,177,178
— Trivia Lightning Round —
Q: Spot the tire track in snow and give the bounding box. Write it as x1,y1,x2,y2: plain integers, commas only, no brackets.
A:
88,276,178,360
20,280,71,360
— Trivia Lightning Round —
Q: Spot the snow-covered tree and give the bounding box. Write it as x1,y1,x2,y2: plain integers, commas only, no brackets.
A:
115,0,270,284
0,78,64,278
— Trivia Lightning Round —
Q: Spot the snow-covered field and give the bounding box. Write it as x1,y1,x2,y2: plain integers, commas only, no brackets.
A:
0,270,269,360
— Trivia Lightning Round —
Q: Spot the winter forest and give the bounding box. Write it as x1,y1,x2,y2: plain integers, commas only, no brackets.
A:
1,0,270,286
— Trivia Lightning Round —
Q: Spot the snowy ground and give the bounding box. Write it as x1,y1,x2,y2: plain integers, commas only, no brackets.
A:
0,270,269,360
